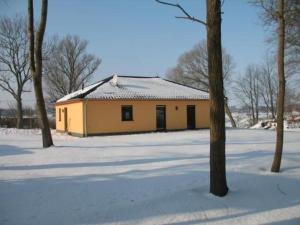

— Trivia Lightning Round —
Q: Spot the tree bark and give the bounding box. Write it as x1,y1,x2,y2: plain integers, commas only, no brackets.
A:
224,98,236,128
32,74,53,146
16,94,23,129
28,0,53,148
207,0,228,197
271,0,285,172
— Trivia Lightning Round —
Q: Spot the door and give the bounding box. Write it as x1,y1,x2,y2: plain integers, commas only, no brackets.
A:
187,105,196,129
156,105,166,131
64,107,68,132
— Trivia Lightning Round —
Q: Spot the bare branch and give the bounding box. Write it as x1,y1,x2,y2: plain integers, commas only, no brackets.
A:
0,76,17,97
155,0,207,26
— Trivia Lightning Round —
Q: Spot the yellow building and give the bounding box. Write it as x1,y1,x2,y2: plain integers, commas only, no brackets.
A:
55,75,209,137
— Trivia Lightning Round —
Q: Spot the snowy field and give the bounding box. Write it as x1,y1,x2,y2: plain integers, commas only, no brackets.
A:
0,128,300,225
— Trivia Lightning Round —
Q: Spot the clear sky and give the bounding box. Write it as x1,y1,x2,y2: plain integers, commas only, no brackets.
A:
0,0,268,107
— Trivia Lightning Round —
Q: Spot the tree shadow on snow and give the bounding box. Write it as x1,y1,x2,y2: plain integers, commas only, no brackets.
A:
0,165,300,225
1,149,294,172
55,140,281,150
260,217,300,225
0,145,32,157
0,154,207,171
55,142,210,149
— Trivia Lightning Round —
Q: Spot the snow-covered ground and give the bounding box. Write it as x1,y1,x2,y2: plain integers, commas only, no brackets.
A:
0,128,300,225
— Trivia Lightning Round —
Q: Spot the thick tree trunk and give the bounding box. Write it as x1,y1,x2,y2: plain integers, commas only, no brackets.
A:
28,0,53,148
32,74,53,147
16,95,23,129
224,99,236,128
271,0,285,173
207,0,228,197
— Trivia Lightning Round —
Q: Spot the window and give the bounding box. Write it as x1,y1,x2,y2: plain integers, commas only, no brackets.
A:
59,108,61,122
121,105,133,121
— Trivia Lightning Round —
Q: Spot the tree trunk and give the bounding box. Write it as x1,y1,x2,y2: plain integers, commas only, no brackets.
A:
224,99,236,128
32,74,53,147
271,0,285,173
207,0,228,197
28,0,53,148
16,94,24,129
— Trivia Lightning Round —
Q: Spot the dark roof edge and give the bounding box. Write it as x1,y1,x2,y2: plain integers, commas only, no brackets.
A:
116,75,157,79
74,75,114,100
161,78,209,93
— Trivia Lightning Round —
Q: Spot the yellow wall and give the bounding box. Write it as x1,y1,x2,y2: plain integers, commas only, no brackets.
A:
86,100,209,135
55,101,84,134
196,100,210,128
56,99,209,136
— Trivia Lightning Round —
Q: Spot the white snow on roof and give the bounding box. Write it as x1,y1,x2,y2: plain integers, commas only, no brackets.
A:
57,76,209,102
56,81,103,102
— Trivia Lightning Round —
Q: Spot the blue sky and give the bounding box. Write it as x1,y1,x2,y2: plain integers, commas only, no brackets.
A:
0,0,268,107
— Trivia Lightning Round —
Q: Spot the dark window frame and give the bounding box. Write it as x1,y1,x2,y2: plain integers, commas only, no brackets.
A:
121,105,133,121
59,108,61,122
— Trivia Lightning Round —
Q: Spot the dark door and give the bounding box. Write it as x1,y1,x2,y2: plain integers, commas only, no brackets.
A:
64,107,68,132
187,105,196,129
156,106,166,131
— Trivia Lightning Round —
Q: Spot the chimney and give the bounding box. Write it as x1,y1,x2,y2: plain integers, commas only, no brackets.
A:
111,74,118,86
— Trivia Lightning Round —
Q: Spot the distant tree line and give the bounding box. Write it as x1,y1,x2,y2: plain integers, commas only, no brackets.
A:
0,105,40,128
234,57,299,127
234,57,278,126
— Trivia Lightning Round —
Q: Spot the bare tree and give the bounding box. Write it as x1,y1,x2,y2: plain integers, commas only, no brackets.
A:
234,65,261,126
272,0,286,172
166,41,237,127
0,16,30,128
28,0,53,147
44,35,101,102
156,0,228,196
252,0,294,172
258,57,278,119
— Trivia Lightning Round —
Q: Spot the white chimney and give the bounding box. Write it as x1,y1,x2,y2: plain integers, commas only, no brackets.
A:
111,74,118,86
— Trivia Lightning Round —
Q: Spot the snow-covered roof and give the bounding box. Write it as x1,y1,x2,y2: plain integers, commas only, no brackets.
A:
57,75,209,102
